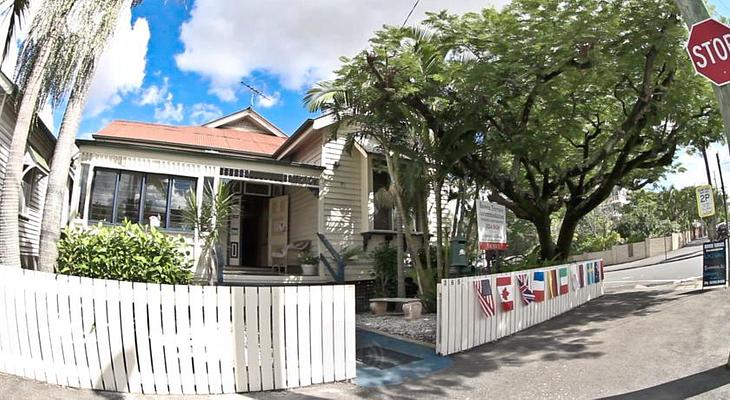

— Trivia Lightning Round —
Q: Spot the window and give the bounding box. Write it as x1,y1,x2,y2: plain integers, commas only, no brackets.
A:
88,168,197,230
20,168,38,212
77,164,90,217
114,172,142,223
89,169,117,222
143,174,169,227
372,163,393,230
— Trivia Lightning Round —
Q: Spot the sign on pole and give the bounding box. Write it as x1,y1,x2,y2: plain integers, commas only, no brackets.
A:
702,240,728,288
476,200,507,250
686,18,730,86
696,184,716,218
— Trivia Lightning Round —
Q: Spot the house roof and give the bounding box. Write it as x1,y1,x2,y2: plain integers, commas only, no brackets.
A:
203,107,287,138
94,120,287,156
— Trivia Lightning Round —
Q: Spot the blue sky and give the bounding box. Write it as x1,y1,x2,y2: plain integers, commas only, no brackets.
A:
5,0,723,189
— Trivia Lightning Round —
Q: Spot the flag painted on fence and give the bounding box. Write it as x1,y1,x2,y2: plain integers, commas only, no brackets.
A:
571,266,580,290
598,260,604,281
594,261,601,283
532,271,545,302
496,276,514,311
579,263,585,288
587,263,595,285
559,268,569,295
548,269,558,298
516,273,535,305
474,279,496,318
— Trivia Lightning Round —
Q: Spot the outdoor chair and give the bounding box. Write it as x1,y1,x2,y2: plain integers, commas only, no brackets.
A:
270,240,311,274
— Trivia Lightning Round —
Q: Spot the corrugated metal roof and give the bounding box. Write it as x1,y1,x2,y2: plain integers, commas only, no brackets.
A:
94,120,287,156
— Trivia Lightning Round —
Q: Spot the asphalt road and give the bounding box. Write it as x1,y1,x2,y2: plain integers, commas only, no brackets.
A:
604,249,703,284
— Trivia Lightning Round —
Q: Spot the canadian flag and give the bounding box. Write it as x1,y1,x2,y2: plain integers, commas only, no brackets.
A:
496,276,514,311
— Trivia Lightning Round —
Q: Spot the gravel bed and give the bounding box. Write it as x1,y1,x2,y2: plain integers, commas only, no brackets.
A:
356,313,437,344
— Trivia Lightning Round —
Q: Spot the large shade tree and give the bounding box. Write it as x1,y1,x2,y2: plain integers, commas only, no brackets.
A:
312,0,723,263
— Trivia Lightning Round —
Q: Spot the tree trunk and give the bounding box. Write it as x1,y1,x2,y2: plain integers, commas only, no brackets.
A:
554,211,582,261
434,177,446,280
421,200,432,271
395,209,405,298
384,151,435,306
0,38,53,267
38,62,95,272
535,215,555,261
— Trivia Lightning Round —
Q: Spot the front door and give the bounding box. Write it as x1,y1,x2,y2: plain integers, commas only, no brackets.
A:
268,195,289,267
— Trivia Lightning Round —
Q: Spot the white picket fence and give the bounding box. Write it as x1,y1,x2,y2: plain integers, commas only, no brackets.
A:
0,267,356,394
436,260,604,355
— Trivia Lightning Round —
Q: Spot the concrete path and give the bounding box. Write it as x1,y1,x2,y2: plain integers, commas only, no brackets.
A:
604,240,705,273
2,285,728,399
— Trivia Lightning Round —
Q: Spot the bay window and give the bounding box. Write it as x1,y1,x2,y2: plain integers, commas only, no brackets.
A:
88,168,196,230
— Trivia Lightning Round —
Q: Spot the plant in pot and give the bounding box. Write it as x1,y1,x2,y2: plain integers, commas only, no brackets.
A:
298,251,319,276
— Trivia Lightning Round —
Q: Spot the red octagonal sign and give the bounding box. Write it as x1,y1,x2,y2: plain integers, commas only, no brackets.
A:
687,18,730,86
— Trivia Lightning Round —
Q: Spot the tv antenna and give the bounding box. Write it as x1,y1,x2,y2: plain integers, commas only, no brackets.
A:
240,80,271,107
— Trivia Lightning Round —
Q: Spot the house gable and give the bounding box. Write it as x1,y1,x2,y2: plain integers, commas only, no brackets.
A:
203,107,287,138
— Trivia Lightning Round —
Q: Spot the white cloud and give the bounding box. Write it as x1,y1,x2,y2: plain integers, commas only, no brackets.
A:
189,103,222,125
153,96,184,123
661,143,730,190
85,7,150,117
137,77,170,106
175,0,507,101
256,91,280,109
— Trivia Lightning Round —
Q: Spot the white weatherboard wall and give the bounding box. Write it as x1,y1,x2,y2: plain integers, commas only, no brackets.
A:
436,261,604,356
0,267,356,394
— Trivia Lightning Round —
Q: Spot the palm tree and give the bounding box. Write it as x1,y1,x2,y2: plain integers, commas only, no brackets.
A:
0,0,31,61
0,0,76,267
38,0,133,272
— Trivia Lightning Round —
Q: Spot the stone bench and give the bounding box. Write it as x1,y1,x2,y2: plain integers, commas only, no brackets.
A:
369,297,422,320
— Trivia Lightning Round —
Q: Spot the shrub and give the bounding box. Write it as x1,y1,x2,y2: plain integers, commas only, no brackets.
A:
57,221,193,284
370,244,397,297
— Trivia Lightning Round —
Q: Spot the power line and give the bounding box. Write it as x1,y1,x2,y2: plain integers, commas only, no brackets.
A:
401,0,421,27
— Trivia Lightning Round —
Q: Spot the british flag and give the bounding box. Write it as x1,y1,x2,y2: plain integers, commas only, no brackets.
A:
516,273,535,305
474,278,496,318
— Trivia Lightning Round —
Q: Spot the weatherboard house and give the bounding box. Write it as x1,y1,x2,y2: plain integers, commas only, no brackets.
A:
73,108,451,284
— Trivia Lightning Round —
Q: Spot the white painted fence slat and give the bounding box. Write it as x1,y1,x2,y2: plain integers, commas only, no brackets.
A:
203,287,222,394
320,285,335,383
308,286,323,384
245,287,262,391
217,287,235,394
174,285,196,395
284,286,299,388
147,284,169,394
119,281,141,393
271,287,286,389
437,260,605,355
0,267,356,395
332,285,346,381
258,287,275,391
231,287,248,392
297,286,312,387
92,278,116,391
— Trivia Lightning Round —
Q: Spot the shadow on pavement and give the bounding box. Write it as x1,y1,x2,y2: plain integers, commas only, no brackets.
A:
601,365,730,399
338,289,681,399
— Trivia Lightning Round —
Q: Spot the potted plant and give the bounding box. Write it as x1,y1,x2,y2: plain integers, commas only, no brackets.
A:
298,250,319,276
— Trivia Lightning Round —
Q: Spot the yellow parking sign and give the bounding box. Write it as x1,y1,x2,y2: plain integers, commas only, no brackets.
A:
696,185,716,218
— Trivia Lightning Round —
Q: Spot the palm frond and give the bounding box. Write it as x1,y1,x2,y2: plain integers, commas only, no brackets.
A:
0,0,30,62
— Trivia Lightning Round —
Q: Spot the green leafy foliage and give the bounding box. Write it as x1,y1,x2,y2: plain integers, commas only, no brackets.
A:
298,250,319,265
57,221,192,284
370,244,397,297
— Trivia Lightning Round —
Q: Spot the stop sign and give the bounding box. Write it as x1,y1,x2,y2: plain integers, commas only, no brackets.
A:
687,18,730,86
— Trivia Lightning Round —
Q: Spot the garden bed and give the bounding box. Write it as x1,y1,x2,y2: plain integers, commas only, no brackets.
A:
356,313,437,344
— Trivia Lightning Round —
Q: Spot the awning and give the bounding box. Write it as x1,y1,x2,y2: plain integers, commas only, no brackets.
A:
23,146,49,173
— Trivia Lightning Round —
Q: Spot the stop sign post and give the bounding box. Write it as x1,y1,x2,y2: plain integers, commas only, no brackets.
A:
687,18,730,86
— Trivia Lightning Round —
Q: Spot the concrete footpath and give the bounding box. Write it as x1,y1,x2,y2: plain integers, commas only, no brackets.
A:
1,285,729,399
604,241,704,273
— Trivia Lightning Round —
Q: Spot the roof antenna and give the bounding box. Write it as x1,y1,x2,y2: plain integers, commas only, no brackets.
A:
240,81,271,108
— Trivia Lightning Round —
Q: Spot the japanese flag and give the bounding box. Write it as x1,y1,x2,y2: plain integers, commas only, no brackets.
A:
496,276,514,311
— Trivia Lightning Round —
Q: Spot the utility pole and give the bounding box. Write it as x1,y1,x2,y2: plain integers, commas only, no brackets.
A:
673,0,730,370
716,153,729,226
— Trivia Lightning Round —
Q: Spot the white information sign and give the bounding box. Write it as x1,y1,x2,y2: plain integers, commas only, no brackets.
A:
476,200,507,250
696,185,716,218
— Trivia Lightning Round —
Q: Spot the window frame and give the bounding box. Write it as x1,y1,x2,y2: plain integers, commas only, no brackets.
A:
88,167,197,231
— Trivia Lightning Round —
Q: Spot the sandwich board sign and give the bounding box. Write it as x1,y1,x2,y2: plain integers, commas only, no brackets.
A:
696,185,715,218
476,200,507,250
702,240,728,288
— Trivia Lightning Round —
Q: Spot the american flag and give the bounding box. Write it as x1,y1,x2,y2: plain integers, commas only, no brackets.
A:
474,278,496,318
516,273,535,305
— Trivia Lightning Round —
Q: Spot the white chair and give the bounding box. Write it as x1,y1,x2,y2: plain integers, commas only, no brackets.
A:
271,244,292,274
